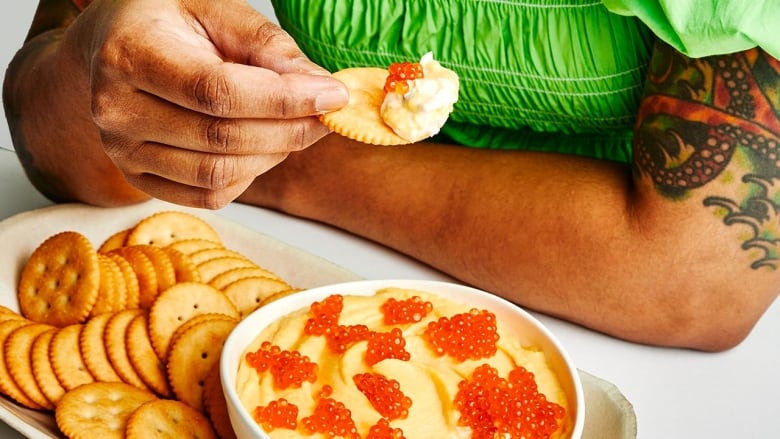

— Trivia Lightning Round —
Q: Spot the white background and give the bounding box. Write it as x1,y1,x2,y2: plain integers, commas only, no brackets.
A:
0,0,278,151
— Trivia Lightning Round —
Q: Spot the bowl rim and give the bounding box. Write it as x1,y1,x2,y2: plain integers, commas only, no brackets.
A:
220,279,585,438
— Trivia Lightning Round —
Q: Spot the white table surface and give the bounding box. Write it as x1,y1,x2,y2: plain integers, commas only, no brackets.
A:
1,2,779,439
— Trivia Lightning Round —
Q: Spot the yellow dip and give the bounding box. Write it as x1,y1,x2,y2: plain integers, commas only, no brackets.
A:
235,287,570,438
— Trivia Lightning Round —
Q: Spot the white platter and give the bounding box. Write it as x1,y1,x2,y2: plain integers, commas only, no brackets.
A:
0,200,636,438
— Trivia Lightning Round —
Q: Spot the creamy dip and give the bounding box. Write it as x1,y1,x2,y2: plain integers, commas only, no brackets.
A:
235,287,569,438
380,53,459,142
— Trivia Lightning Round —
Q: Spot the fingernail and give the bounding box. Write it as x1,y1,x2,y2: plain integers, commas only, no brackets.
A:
315,84,349,113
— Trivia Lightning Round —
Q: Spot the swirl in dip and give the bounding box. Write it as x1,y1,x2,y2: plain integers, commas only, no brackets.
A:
380,53,459,143
235,287,569,438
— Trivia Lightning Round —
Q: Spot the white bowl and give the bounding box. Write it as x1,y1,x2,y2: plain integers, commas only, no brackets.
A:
220,279,585,438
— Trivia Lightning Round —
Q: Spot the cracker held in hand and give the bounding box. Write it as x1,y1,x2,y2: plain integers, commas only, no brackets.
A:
321,52,459,145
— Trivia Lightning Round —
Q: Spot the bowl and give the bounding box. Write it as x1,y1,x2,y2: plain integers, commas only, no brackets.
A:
220,279,585,438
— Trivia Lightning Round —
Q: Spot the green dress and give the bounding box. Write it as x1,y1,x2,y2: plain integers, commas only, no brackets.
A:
270,0,777,164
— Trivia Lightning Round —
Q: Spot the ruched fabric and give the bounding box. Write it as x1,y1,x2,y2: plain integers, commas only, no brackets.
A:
603,0,780,60
271,0,656,163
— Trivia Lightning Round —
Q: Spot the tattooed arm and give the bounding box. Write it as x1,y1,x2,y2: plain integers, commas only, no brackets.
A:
239,41,780,351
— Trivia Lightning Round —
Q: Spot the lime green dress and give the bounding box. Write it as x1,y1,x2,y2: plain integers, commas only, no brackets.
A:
270,0,778,164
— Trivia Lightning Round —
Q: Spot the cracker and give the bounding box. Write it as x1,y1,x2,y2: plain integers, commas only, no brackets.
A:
18,231,100,326
257,287,303,308
54,381,157,439
0,319,41,409
125,399,217,439
106,252,141,310
124,313,171,397
197,256,257,284
202,363,237,439
79,312,123,383
166,238,223,256
107,247,158,309
148,282,239,360
30,328,67,406
134,244,177,295
320,67,411,146
221,276,292,317
126,211,222,247
188,247,251,266
4,323,56,410
91,254,127,317
49,324,95,391
166,317,236,412
208,266,282,290
162,247,201,283
98,228,130,253
103,309,149,391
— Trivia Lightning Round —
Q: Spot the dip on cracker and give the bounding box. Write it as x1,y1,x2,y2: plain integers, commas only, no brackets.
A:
321,52,459,145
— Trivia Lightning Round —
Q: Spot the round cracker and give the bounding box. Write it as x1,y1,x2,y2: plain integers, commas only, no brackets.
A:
126,211,222,247
106,252,141,310
197,256,257,284
162,247,201,283
79,312,123,383
148,282,239,360
54,381,157,439
103,309,149,391
107,247,158,309
319,67,411,146
188,247,251,266
221,276,292,317
166,317,236,412
18,231,100,326
97,228,130,253
166,238,223,256
134,245,177,295
91,254,127,317
124,313,171,397
125,399,217,439
0,319,41,409
208,266,282,290
4,322,56,410
257,287,303,308
49,324,95,391
202,363,237,439
30,328,67,406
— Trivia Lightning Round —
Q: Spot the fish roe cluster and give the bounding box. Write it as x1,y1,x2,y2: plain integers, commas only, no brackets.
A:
384,61,425,95
424,308,499,361
366,418,407,439
326,323,371,353
381,296,433,324
245,341,318,390
301,396,360,439
454,364,565,439
353,372,413,420
253,398,298,431
304,294,344,335
365,327,411,366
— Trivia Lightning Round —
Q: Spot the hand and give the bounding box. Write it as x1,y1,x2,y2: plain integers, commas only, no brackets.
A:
65,0,348,208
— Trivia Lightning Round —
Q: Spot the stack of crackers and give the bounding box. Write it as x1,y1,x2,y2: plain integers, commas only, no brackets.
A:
1,210,300,439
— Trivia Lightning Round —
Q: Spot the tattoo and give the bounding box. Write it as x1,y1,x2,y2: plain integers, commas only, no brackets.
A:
633,41,780,269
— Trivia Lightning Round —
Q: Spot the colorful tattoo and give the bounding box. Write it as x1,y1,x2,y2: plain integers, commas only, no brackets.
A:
633,41,780,269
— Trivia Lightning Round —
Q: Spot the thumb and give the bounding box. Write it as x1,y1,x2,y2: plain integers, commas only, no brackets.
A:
192,1,331,76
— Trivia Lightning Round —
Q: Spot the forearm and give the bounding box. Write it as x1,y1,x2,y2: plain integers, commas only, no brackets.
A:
3,1,148,206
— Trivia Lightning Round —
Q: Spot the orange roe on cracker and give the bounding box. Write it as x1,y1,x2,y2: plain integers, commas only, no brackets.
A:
254,398,298,431
381,296,433,324
455,364,566,439
424,308,499,361
367,418,407,439
384,61,424,95
365,327,411,366
245,341,317,390
353,372,413,420
301,396,360,439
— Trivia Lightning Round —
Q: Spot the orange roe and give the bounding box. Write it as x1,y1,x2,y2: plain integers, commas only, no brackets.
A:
301,396,360,439
253,398,298,431
364,327,411,366
384,61,424,95
366,418,407,439
454,364,566,439
424,308,499,361
245,341,318,390
353,372,413,420
381,296,433,325
304,294,344,336
326,324,371,353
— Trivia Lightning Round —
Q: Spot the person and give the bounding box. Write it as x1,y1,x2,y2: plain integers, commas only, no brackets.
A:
4,0,779,352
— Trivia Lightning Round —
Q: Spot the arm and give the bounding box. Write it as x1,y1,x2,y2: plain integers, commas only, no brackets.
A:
239,41,780,351
3,0,347,208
